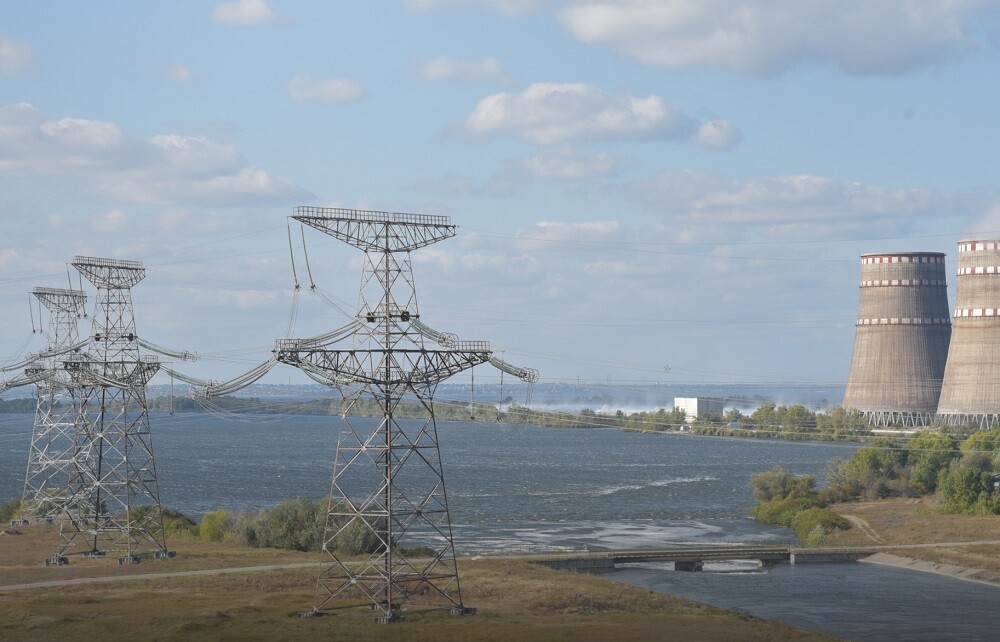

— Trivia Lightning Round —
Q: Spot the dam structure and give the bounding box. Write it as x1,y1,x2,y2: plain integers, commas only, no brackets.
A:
938,240,1000,427
842,252,951,426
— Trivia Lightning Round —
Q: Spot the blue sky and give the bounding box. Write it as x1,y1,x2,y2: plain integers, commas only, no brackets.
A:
2,1,1000,393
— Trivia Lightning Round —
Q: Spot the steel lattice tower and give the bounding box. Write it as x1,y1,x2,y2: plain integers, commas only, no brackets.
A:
21,287,87,520
48,256,172,565
276,207,489,622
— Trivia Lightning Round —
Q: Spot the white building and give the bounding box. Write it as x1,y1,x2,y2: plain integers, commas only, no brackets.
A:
674,397,725,421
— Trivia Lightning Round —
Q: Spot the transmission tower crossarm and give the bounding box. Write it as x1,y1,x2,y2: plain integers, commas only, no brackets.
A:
292,206,456,252
276,346,491,387
411,318,538,382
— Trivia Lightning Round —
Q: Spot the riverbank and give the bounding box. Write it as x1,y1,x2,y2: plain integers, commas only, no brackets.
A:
821,495,1000,586
0,525,831,641
861,552,1000,588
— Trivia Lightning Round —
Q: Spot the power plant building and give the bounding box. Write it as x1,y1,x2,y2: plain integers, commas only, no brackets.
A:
842,252,951,426
937,239,1000,427
674,397,724,421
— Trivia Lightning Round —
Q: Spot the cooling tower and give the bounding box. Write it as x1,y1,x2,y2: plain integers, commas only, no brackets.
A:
842,252,951,426
937,240,1000,427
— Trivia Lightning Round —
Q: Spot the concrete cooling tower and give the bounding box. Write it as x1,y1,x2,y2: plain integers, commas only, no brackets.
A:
842,252,951,426
937,240,1000,427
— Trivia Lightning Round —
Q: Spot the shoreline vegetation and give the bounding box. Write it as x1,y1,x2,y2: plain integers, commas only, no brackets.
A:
0,394,955,443
747,428,1000,541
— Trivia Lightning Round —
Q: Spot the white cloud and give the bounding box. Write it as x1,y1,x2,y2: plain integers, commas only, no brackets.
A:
288,74,365,105
558,0,997,76
694,119,743,150
211,0,282,26
0,31,36,76
518,146,618,179
465,82,738,147
418,56,513,85
167,65,194,83
627,169,956,240
409,1,998,76
0,102,310,206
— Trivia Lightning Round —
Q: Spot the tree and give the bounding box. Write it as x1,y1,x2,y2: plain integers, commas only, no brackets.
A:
828,438,910,498
906,431,957,493
940,465,995,513
749,466,816,502
960,429,1000,468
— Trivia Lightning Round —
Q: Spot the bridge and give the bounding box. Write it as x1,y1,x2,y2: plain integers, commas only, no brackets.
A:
521,544,877,573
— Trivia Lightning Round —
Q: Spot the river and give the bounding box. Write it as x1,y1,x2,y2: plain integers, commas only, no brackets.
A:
1,413,997,640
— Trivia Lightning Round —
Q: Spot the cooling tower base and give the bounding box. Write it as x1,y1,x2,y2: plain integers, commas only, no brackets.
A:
935,413,1000,430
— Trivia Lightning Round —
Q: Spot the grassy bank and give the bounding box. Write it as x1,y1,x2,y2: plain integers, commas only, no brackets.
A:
0,525,832,641
821,495,1000,574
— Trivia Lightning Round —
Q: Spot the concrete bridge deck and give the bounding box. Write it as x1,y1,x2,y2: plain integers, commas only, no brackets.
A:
523,544,877,573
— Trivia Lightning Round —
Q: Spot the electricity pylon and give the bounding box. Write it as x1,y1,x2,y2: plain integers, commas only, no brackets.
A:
21,287,87,520
48,256,172,565
276,207,495,622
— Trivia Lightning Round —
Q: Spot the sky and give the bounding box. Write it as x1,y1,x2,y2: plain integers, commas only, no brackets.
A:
2,1,1000,396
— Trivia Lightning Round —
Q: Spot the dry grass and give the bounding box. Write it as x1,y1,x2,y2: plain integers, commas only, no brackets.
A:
0,523,318,585
824,495,1000,572
0,528,836,641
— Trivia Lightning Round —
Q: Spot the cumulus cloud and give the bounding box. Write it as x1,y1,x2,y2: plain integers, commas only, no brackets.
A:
418,56,513,85
288,74,365,105
410,0,997,76
558,0,996,76
211,0,282,25
694,119,743,150
465,82,739,147
0,102,310,206
0,31,36,76
627,169,958,240
518,147,619,179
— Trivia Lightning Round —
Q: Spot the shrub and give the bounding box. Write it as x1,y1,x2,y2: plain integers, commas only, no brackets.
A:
199,510,229,542
790,508,851,543
161,507,198,536
750,496,818,527
234,498,326,552
0,498,23,523
749,467,816,502
333,517,385,555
